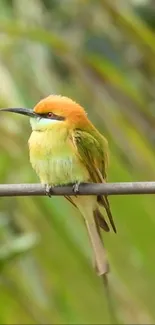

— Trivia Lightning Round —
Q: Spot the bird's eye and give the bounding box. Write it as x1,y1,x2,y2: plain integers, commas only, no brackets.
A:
47,112,53,118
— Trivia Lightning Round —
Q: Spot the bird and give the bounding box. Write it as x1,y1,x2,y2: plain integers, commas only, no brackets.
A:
0,95,116,276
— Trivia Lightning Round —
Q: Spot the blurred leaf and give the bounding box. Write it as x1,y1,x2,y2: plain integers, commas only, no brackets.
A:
0,233,39,267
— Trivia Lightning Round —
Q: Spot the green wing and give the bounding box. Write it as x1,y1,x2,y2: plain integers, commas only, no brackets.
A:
73,129,109,183
72,129,116,233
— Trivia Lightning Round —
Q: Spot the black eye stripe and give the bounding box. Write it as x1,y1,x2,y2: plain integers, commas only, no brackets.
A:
38,113,65,121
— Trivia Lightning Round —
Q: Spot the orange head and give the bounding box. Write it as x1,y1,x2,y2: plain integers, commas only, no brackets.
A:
0,95,90,131
33,95,88,129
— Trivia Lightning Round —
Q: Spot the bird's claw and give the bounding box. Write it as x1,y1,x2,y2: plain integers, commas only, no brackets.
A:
72,182,80,194
45,184,53,198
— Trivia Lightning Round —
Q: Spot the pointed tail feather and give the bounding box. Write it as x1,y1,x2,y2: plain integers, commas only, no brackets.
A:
83,210,109,276
71,196,109,275
94,208,110,232
97,195,117,233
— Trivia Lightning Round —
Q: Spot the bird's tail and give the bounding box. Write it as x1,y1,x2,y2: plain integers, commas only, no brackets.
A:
72,196,110,275
83,208,109,276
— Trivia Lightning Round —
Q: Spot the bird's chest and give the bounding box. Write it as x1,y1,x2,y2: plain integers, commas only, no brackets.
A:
28,130,88,185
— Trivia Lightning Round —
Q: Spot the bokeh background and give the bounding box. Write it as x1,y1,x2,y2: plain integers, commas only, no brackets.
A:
0,0,155,324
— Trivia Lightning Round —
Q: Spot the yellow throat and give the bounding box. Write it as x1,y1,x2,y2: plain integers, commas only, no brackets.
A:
28,117,89,185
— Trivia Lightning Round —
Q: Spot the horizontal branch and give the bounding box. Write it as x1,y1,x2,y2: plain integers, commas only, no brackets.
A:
0,182,155,197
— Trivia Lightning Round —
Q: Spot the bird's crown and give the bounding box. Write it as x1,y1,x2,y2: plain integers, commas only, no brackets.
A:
34,95,87,120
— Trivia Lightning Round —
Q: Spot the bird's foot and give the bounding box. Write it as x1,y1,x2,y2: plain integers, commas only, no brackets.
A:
45,184,53,198
72,182,80,194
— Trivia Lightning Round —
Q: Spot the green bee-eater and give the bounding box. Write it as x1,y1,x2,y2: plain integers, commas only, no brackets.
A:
1,95,116,276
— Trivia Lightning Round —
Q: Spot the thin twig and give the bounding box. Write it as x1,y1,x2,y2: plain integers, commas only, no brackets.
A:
0,182,155,197
102,274,118,324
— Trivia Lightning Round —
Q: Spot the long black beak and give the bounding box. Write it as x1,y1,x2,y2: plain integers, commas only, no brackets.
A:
0,107,35,117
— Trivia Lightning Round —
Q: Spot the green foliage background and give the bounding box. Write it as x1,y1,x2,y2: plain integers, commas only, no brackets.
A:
0,0,155,323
